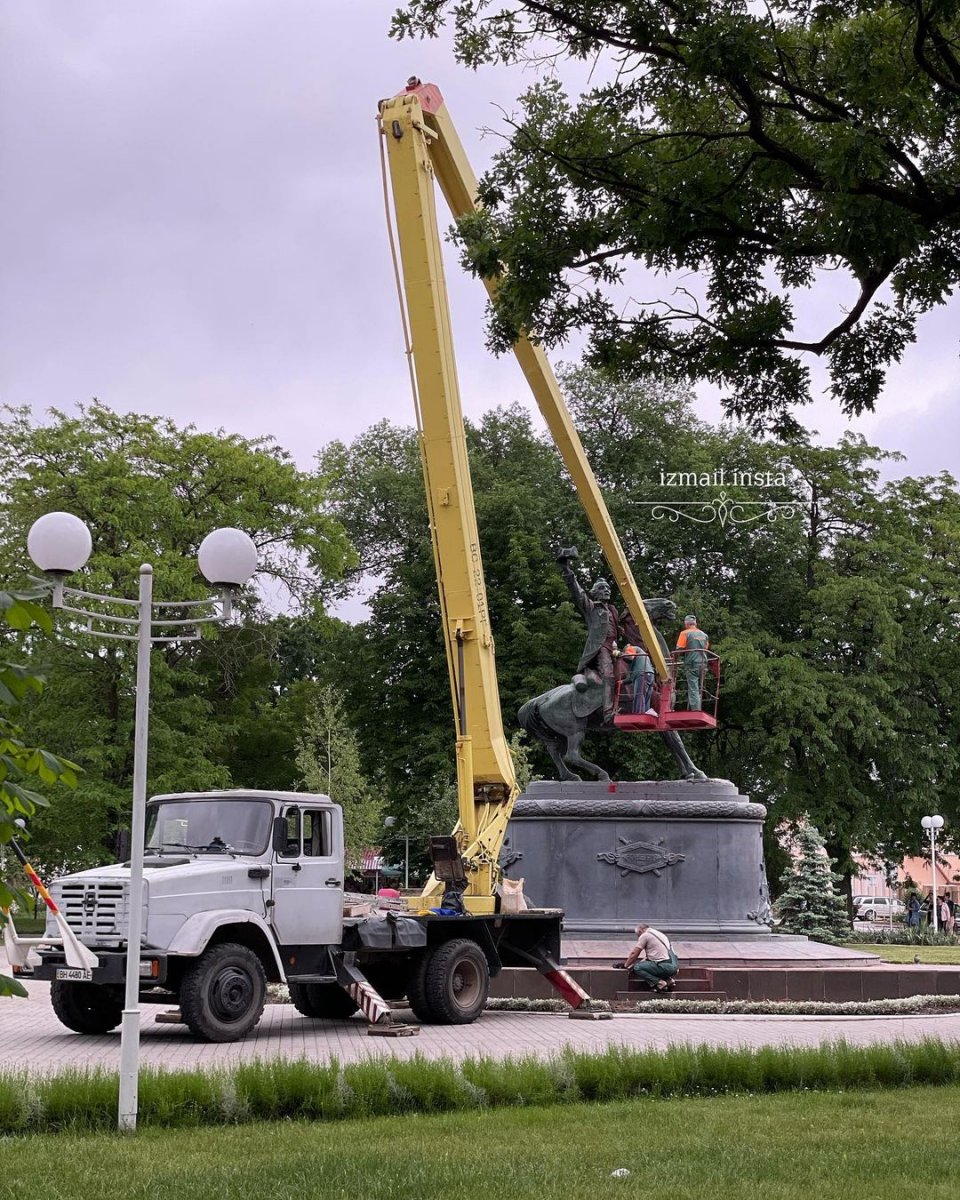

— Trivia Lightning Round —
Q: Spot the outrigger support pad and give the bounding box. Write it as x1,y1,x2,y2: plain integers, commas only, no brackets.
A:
511,943,613,1019
334,955,420,1037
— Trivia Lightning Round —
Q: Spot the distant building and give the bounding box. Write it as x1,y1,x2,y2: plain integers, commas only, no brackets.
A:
851,853,960,901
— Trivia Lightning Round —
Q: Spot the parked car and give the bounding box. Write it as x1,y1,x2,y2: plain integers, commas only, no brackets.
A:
855,897,905,921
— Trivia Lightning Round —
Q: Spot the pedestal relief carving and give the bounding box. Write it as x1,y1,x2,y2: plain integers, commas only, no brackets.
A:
597,836,685,877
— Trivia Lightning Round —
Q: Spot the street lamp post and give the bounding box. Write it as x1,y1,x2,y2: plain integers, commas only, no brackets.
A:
27,513,258,1132
921,815,945,933
383,816,410,889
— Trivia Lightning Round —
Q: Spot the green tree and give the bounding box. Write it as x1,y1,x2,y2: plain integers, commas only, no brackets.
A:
317,368,960,887
0,404,352,873
0,589,79,996
393,0,960,431
391,775,460,883
774,823,850,943
715,442,960,888
295,686,384,867
316,407,593,816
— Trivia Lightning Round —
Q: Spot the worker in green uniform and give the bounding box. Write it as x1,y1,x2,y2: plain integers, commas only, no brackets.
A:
676,615,709,710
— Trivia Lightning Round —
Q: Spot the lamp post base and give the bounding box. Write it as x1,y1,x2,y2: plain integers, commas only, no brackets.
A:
117,1007,142,1132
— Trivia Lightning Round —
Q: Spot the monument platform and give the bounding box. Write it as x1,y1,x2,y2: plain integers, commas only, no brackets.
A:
504,777,772,937
486,933,960,1004
490,951,960,1005
562,935,879,968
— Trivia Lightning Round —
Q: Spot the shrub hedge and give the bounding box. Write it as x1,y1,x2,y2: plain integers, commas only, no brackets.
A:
4,1039,960,1136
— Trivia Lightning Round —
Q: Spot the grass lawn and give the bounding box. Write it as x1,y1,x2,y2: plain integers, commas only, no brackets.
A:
843,943,960,964
2,1085,960,1200
4,915,45,935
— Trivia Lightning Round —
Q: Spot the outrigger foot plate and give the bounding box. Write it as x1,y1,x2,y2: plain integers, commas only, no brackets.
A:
367,1022,419,1037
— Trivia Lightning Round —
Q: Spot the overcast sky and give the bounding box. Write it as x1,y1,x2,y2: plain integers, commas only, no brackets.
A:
2,1,958,499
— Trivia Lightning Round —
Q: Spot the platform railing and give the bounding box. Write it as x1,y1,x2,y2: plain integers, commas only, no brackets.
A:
614,648,720,732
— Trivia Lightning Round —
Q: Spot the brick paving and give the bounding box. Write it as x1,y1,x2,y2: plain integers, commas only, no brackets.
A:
2,981,959,1077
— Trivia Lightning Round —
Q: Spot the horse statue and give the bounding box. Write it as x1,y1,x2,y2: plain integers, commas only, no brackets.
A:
518,597,707,783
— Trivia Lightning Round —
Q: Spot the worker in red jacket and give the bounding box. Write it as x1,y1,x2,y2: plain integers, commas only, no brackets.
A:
676,615,709,710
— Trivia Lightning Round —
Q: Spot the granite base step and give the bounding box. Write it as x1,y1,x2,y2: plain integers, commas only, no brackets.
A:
489,963,960,1005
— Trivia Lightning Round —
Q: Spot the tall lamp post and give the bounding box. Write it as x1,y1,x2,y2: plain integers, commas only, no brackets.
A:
921,815,945,933
383,816,410,889
27,512,258,1132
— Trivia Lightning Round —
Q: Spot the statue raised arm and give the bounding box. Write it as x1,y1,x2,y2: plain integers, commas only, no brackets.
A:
556,546,620,723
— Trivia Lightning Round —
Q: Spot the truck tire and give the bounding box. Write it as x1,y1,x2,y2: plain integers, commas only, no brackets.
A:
179,943,267,1042
50,980,123,1035
412,938,489,1025
288,981,359,1019
405,951,435,1021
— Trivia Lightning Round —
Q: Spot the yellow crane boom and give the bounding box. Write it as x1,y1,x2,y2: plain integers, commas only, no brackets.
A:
378,81,668,912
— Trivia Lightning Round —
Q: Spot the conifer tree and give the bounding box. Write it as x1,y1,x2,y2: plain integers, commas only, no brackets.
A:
775,824,850,944
295,686,384,869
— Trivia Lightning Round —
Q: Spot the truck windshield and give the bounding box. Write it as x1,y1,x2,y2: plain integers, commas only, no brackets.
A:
144,798,273,856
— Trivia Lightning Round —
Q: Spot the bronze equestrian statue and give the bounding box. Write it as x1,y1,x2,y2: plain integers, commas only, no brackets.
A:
518,550,706,783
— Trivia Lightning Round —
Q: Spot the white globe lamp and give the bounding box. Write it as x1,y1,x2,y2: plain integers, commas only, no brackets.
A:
27,512,93,575
197,528,258,588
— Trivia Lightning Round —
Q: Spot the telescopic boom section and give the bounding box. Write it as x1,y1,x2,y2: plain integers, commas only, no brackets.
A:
378,82,668,912
379,85,518,911
388,82,669,684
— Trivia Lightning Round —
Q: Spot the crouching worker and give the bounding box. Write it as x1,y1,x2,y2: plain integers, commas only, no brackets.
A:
622,923,679,991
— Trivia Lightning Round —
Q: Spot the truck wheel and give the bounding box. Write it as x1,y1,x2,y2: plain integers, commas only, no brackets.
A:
405,951,435,1021
288,982,358,1019
179,943,266,1042
50,980,122,1034
415,938,489,1025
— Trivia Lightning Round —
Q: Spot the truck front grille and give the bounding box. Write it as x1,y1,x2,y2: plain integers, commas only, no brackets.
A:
55,880,131,945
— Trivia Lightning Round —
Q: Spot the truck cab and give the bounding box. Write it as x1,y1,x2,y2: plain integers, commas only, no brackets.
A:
28,790,346,1041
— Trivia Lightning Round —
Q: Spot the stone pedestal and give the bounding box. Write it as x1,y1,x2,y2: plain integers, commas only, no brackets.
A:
503,778,772,937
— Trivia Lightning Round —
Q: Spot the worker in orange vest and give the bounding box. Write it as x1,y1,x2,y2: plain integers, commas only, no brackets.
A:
676,615,709,710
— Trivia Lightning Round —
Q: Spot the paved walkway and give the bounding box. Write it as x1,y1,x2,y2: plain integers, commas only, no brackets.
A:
2,982,959,1076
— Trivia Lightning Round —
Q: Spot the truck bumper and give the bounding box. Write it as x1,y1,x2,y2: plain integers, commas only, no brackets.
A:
32,949,170,988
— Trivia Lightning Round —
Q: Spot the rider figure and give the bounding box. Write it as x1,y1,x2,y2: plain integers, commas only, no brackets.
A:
557,547,621,725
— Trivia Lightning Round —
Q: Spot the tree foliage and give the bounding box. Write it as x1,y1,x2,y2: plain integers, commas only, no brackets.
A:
3,385,957,907
319,365,960,885
0,590,79,997
295,685,384,867
774,823,850,943
0,404,352,873
392,0,960,431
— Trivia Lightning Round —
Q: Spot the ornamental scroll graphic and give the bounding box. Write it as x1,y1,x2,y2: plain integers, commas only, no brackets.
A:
635,491,799,528
597,836,685,877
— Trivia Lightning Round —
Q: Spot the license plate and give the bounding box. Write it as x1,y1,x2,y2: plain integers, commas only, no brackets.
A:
55,967,93,982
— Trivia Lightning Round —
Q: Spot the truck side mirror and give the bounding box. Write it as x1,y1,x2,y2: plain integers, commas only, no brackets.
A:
114,829,132,861
272,815,289,855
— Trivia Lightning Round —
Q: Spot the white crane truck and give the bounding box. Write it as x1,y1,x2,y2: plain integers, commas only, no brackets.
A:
12,788,582,1040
